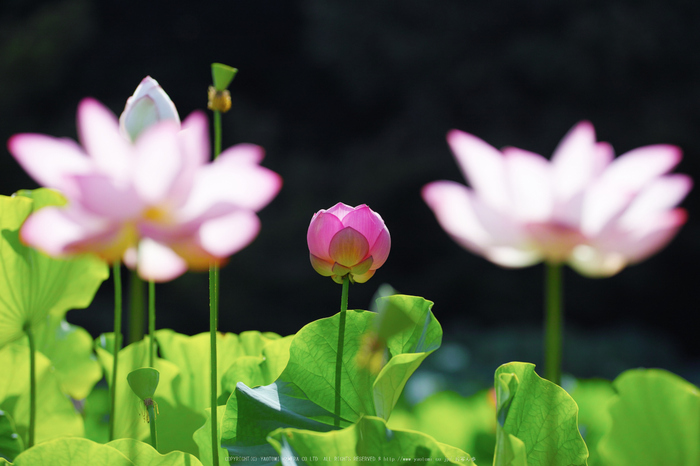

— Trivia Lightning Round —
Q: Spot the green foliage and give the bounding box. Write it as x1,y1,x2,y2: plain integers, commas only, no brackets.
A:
267,416,476,465
568,379,615,466
0,342,83,447
493,362,588,466
0,189,108,349
0,437,202,465
0,410,22,462
220,295,443,462
597,369,700,465
388,390,497,464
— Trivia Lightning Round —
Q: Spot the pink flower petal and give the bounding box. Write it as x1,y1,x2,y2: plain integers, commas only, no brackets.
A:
307,212,344,261
78,99,133,180
179,111,210,168
198,210,261,257
616,174,692,229
551,121,612,204
369,228,391,269
217,142,265,165
447,129,510,211
329,227,370,267
567,245,627,278
422,181,492,254
73,174,144,220
20,206,91,256
133,120,185,205
503,147,553,222
136,238,188,282
8,134,92,196
352,269,376,284
340,205,385,247
621,209,688,264
326,203,355,221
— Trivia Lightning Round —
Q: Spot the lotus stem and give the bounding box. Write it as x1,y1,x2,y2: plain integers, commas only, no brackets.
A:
25,325,36,448
334,275,350,428
148,280,156,368
128,269,145,344
544,262,563,385
110,261,123,441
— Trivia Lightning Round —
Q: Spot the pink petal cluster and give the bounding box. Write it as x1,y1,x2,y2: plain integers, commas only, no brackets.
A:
307,203,390,283
9,95,281,282
422,122,691,277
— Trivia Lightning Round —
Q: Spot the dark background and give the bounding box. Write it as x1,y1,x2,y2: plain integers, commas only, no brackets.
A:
1,0,698,392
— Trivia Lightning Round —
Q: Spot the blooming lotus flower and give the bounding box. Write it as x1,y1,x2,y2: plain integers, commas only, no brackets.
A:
422,122,691,277
119,76,180,141
307,203,390,283
8,98,281,281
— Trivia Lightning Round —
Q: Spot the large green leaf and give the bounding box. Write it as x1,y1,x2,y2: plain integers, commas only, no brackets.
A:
0,409,22,461
0,189,108,349
267,416,477,465
493,362,588,466
21,314,102,400
0,437,203,465
192,406,228,466
220,295,443,464
567,379,614,466
596,368,700,465
0,342,83,446
156,329,288,411
388,389,497,465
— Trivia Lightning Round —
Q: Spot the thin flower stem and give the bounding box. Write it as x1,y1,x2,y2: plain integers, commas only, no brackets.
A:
109,261,123,441
128,269,145,344
209,107,223,466
544,262,563,385
147,402,158,450
149,280,156,368
25,325,36,448
334,276,350,428
209,262,220,466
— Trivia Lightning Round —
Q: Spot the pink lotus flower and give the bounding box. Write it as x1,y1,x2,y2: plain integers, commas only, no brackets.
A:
119,76,180,141
422,122,691,277
8,98,282,282
307,203,390,283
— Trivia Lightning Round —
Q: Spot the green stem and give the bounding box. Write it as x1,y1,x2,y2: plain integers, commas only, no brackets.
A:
128,269,145,344
25,325,36,448
334,276,350,428
148,280,156,368
209,262,220,466
209,108,223,466
109,261,123,441
544,262,563,385
147,403,158,450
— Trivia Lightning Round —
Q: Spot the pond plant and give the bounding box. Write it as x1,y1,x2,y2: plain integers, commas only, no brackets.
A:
1,64,698,465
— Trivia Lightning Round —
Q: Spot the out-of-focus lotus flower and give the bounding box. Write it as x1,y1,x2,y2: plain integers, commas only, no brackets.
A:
8,98,281,282
422,122,692,277
119,76,180,141
307,203,390,284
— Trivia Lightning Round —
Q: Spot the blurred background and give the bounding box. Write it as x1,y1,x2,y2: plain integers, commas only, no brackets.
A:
1,0,698,394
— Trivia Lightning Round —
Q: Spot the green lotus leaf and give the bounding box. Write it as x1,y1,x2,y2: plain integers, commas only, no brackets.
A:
0,436,204,465
268,415,477,465
387,389,497,465
0,409,22,462
83,383,110,444
493,362,588,466
0,342,83,447
21,314,102,400
568,378,615,466
192,406,228,466
107,438,203,465
0,189,108,349
220,295,443,463
597,368,700,465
